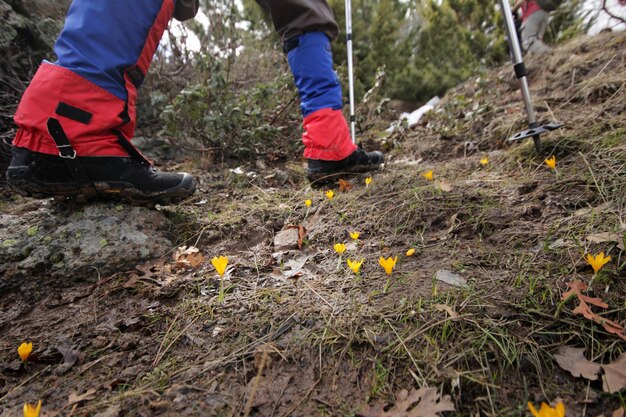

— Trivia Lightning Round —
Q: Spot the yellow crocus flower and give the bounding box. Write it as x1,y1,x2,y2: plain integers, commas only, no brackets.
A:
304,199,312,208
545,155,556,169
350,231,360,240
378,256,398,276
325,190,334,200
23,400,42,417
480,157,489,166
17,342,32,362
346,258,364,274
585,252,611,274
422,170,434,181
365,177,373,187
406,248,416,257
527,401,565,417
211,256,228,277
333,243,346,255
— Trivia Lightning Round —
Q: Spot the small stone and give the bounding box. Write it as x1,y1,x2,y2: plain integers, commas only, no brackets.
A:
273,227,300,252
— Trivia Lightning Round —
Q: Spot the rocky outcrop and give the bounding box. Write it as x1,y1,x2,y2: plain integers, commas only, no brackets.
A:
0,200,174,292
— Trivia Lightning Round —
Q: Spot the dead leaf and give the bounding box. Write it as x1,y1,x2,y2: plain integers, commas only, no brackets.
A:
92,405,121,417
436,180,453,192
434,304,459,319
359,387,455,417
173,246,204,270
68,388,96,406
445,213,460,235
124,261,167,288
272,253,312,280
554,346,600,380
435,270,467,287
562,280,626,341
602,353,626,394
586,232,625,250
573,203,608,218
338,178,353,192
298,225,306,249
55,344,80,375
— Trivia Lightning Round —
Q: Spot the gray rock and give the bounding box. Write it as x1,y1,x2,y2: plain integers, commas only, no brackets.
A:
273,227,300,252
0,201,173,292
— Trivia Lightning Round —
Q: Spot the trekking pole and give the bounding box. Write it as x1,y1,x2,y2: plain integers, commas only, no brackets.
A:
499,0,562,153
345,0,356,143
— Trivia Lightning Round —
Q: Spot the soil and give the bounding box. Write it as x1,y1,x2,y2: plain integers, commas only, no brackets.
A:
1,32,625,417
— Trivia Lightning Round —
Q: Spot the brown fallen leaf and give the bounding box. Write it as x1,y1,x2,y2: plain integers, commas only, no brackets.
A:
586,232,625,251
359,387,455,417
436,180,453,193
68,388,96,406
434,304,459,319
573,203,608,218
272,253,312,280
173,246,205,270
298,225,306,250
562,280,626,341
445,213,460,235
598,408,625,417
55,344,80,375
553,346,600,380
124,261,168,288
91,405,121,417
338,178,353,192
602,353,626,394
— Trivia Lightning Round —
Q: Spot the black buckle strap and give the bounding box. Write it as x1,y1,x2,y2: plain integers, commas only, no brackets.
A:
47,118,77,159
46,117,96,194
113,129,152,167
283,37,299,54
55,102,93,125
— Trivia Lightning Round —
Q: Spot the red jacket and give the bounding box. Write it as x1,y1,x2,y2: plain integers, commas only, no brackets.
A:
521,0,542,22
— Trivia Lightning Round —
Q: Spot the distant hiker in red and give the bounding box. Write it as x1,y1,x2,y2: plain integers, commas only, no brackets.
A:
6,0,383,205
513,0,551,53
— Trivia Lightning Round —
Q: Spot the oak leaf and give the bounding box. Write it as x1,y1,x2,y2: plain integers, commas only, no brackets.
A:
68,388,96,406
434,304,459,319
436,180,453,193
338,178,353,192
602,353,626,394
359,387,455,417
554,346,600,380
173,246,205,269
586,232,625,250
561,280,626,341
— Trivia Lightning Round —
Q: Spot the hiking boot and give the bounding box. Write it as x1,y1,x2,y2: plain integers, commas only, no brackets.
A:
6,146,196,205
306,148,384,183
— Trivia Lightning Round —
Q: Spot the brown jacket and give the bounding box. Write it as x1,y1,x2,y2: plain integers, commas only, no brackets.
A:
174,0,199,21
173,0,339,41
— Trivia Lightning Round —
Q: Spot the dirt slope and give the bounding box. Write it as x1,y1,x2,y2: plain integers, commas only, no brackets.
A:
1,31,625,417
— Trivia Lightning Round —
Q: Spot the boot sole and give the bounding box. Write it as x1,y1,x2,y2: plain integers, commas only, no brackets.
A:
306,163,383,186
7,166,196,206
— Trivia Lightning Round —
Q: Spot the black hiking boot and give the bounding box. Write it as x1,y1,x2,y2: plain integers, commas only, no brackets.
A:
306,148,384,183
6,146,196,205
